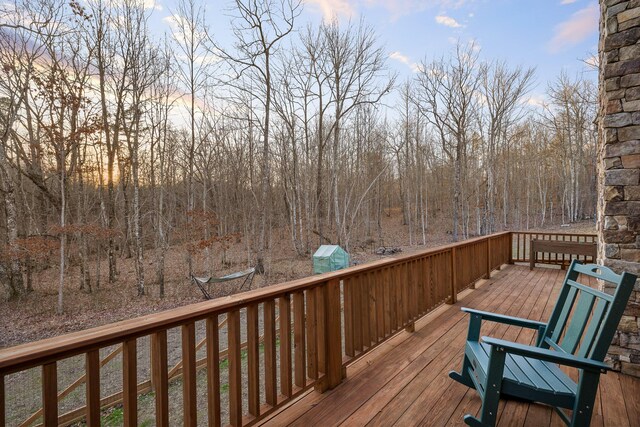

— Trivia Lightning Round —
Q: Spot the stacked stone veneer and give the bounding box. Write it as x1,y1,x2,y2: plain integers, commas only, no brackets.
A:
599,0,640,377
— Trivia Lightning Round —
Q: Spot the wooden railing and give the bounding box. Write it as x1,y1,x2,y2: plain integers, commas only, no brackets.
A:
511,231,597,267
0,231,512,427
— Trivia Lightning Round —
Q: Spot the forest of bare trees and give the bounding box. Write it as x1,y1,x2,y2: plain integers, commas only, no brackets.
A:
0,0,597,309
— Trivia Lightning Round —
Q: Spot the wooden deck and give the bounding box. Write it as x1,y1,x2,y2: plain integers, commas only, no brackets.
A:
258,265,640,427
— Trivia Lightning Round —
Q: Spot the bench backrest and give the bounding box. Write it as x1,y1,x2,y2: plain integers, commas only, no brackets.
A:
539,260,637,361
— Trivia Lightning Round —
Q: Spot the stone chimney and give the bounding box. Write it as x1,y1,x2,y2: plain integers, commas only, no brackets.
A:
598,0,640,377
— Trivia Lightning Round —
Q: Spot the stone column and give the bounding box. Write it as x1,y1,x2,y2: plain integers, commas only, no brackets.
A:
598,0,640,377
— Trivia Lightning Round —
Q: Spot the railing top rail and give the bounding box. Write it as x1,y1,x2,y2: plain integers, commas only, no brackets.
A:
0,231,510,374
513,231,597,238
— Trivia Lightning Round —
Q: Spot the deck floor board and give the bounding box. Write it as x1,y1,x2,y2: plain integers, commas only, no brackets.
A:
259,265,640,427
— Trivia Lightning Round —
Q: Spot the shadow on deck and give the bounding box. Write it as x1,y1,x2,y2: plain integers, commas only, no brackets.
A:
259,265,640,427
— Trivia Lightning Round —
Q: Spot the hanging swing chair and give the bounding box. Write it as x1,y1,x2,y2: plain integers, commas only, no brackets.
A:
191,267,256,300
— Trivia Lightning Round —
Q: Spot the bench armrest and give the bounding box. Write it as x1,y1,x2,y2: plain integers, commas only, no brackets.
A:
462,308,547,330
481,336,611,373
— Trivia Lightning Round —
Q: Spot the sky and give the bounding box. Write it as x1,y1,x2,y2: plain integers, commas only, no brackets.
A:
146,0,600,107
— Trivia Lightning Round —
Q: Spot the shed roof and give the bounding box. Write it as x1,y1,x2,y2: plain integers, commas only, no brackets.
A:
313,245,342,258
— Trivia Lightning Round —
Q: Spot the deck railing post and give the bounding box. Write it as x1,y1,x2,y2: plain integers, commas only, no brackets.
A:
317,279,343,392
448,247,457,304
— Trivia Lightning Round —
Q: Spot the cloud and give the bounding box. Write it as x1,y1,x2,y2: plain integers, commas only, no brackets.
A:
526,94,547,108
389,51,420,72
163,14,209,46
560,0,578,4
435,14,463,28
305,0,474,21
143,0,163,11
305,0,356,20
583,53,599,69
548,3,598,53
390,51,410,63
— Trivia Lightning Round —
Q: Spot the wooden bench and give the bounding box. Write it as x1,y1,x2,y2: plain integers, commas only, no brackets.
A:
529,239,597,270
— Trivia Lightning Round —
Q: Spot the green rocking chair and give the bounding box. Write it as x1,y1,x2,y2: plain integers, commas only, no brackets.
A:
449,260,637,426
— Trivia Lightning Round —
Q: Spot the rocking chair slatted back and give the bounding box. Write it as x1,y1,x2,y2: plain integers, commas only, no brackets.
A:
540,261,634,361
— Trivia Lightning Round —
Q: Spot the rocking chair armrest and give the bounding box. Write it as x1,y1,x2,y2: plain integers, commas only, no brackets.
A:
462,308,547,330
481,336,612,372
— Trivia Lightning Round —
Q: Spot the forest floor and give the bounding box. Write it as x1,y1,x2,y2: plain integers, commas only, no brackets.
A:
0,211,596,349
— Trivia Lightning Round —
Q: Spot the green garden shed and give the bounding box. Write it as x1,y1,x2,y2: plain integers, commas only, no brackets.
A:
313,245,350,274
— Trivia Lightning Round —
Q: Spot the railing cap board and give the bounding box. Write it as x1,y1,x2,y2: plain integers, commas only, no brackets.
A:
0,232,511,374
514,231,597,238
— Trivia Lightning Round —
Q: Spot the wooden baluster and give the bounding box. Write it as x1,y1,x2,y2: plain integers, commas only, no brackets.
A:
505,234,508,264
411,260,418,319
42,362,57,427
406,262,414,322
420,258,427,313
510,232,515,264
317,285,327,375
368,272,376,346
415,259,422,315
152,331,169,427
325,279,343,389
400,264,407,327
426,256,432,309
448,248,458,303
0,373,4,427
397,265,404,328
85,350,100,427
228,309,242,426
306,289,318,381
436,254,442,305
396,266,403,329
448,248,457,304
418,258,424,312
247,304,260,417
206,316,221,427
279,294,292,397
438,253,444,304
344,278,354,357
353,275,363,353
384,268,392,336
122,339,137,427
264,300,277,406
376,269,385,341
293,292,306,389
182,322,197,426
404,263,414,332
485,238,491,279
389,267,397,332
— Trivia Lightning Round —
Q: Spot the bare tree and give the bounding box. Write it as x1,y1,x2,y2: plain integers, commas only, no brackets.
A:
414,42,482,241
0,0,67,299
169,0,211,278
214,0,301,274
320,18,395,246
120,0,163,296
480,61,535,233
